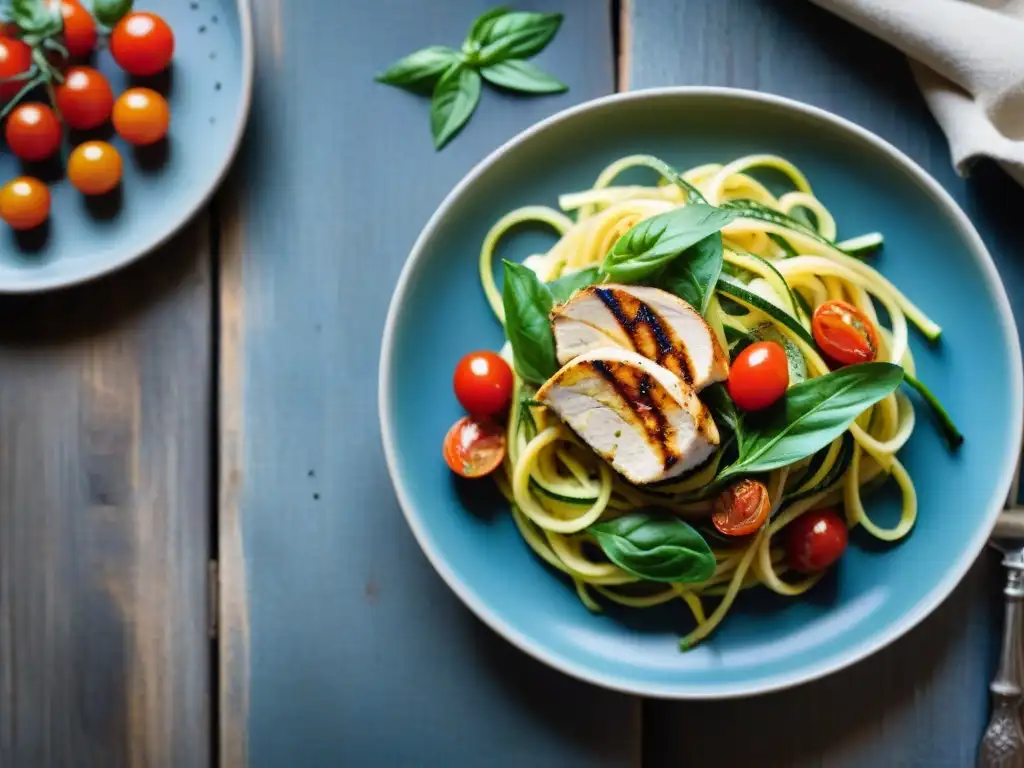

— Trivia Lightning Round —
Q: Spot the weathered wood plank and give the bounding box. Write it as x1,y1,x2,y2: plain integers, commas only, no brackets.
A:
628,1,1024,765
218,1,640,766
0,224,212,768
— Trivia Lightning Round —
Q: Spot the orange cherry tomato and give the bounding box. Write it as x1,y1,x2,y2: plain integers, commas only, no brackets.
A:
0,176,49,230
812,300,880,366
68,140,122,195
55,66,114,130
0,37,32,102
785,508,848,573
727,340,789,411
5,103,62,161
453,350,513,418
713,478,771,536
110,12,175,76
112,87,170,145
442,416,506,479
57,0,98,57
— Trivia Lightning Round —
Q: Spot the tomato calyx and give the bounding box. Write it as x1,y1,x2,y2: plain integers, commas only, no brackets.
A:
443,416,507,479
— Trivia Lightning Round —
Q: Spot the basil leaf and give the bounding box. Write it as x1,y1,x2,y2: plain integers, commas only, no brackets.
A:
502,260,558,385
480,59,567,94
466,5,511,51
658,232,723,314
718,362,904,481
92,0,133,27
430,66,481,150
589,512,715,583
547,266,600,303
602,204,736,283
476,11,563,63
904,373,963,450
376,46,461,93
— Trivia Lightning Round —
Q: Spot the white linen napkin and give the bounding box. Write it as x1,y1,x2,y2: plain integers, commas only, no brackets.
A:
810,0,1024,186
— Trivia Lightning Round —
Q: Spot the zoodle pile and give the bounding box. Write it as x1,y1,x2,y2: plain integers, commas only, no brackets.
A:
441,153,961,650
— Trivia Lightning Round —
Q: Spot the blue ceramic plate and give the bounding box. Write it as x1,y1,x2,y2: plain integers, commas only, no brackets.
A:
380,88,1023,698
0,0,252,292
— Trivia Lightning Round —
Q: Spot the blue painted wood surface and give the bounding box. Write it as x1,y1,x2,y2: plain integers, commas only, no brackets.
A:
222,1,639,766
629,1,1022,765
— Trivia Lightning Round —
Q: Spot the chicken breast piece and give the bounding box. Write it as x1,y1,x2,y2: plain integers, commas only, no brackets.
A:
537,347,720,485
551,284,729,391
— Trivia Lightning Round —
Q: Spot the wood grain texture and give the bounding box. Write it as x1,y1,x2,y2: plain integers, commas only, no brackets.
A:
0,226,212,768
218,1,640,766
628,1,1024,766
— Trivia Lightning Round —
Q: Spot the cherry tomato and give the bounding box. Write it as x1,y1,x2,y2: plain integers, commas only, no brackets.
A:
453,350,513,417
112,87,170,145
785,508,848,573
55,66,113,130
713,478,770,536
57,0,98,58
443,416,506,479
727,340,789,411
68,140,122,195
0,176,49,230
5,103,62,161
110,12,175,76
0,38,32,103
812,300,880,366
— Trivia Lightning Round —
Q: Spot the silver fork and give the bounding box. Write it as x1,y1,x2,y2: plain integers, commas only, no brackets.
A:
978,451,1024,768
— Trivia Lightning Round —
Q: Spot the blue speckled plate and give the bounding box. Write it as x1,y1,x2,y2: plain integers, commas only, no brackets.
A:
380,88,1023,698
0,0,252,292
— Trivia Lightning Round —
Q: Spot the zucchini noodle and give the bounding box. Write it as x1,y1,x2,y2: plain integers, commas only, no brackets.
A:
478,153,940,649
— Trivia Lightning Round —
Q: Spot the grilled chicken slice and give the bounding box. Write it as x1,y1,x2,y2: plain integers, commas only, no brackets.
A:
551,284,729,391
537,347,720,485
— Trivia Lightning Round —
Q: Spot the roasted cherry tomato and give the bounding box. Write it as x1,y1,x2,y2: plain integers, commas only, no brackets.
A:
727,340,789,411
443,416,506,479
812,300,880,366
57,0,98,57
0,37,32,102
453,350,513,417
112,87,169,145
785,508,848,573
0,176,49,230
68,140,122,195
5,103,62,161
713,478,770,536
55,66,114,130
110,12,175,76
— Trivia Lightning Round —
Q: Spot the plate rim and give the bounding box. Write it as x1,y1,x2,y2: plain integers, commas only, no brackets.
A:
0,0,255,294
378,85,1024,699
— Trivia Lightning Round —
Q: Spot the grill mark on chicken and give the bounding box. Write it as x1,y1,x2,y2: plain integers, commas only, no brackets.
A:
594,287,696,384
589,359,681,471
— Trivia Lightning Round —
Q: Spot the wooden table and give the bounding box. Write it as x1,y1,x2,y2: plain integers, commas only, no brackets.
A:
3,1,1023,766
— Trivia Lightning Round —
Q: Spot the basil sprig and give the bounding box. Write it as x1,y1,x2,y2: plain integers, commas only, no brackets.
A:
376,6,567,149
502,260,560,385
589,512,715,583
716,362,904,483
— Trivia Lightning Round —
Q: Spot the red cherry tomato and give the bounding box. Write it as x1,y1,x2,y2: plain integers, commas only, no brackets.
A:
453,350,513,418
713,478,771,536
727,340,789,411
57,0,98,57
812,300,880,366
443,416,506,479
0,37,32,102
785,508,848,573
5,103,62,161
55,66,113,130
110,12,175,76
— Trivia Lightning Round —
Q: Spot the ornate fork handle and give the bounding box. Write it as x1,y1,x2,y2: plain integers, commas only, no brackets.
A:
979,550,1024,768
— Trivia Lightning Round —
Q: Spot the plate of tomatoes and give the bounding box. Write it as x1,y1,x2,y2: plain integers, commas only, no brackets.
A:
0,0,252,292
